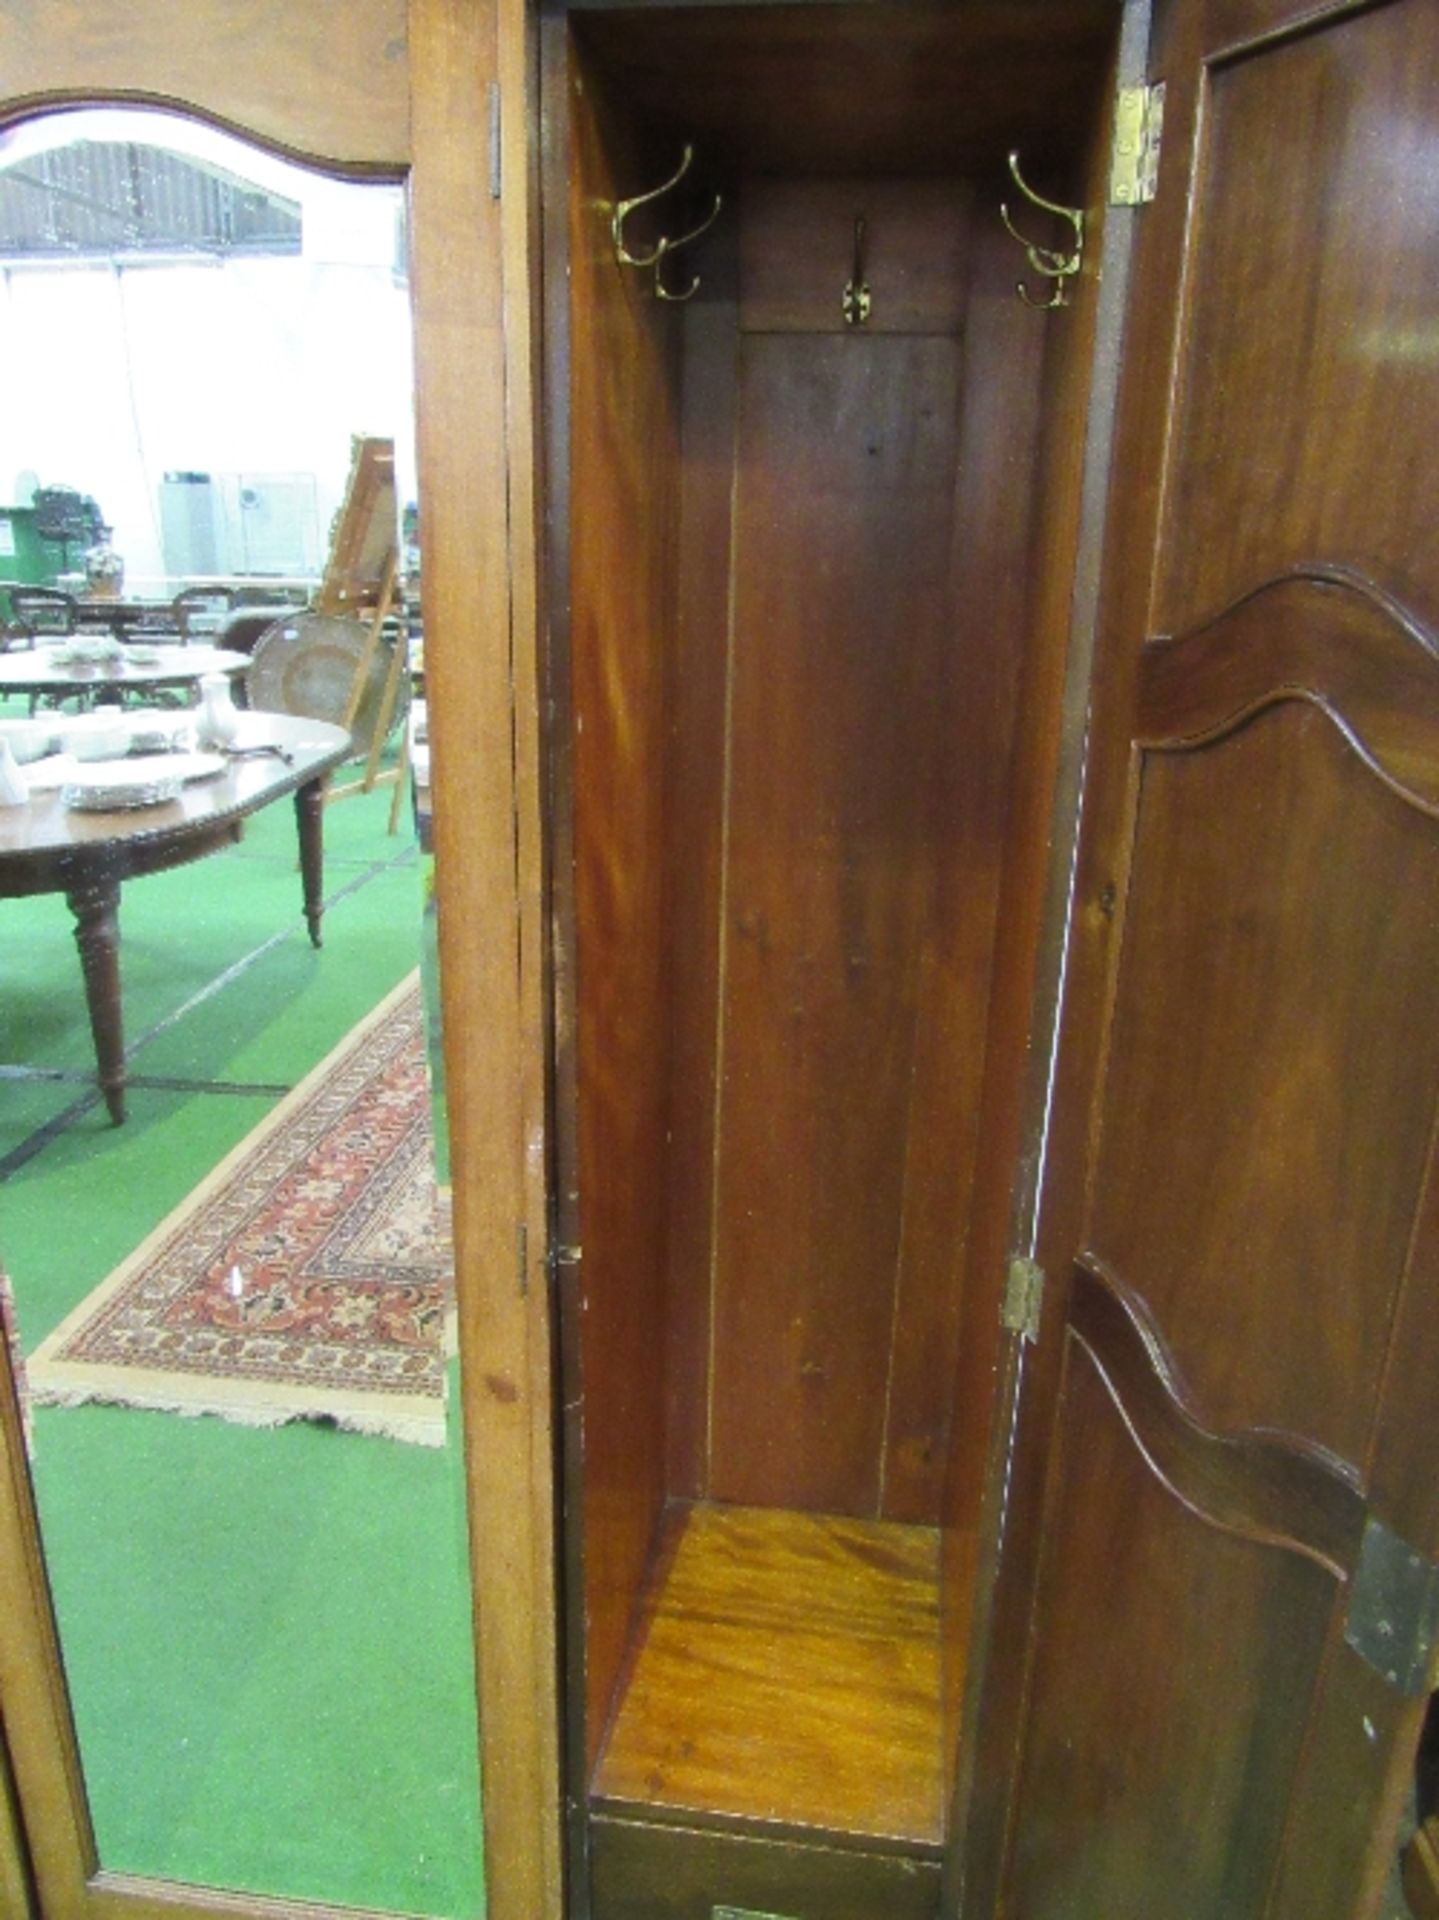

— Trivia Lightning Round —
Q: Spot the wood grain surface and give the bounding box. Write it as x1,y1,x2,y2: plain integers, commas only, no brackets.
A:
662,235,741,1505
739,179,969,335
705,322,961,1516
594,1503,946,1848
964,3,1439,1914
574,2,1117,178
0,1726,33,1920
882,215,1044,1528
0,0,409,171
562,44,685,1775
1156,0,1439,635
591,1813,942,1920
939,55,1122,1824
1003,1333,1340,1915
410,0,562,1914
1406,1818,1439,1920
1087,690,1439,1465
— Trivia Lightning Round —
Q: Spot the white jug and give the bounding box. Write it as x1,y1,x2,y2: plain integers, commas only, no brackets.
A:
195,671,240,749
0,736,29,807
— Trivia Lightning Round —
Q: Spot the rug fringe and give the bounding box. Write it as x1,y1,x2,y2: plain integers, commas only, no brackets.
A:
28,1382,446,1448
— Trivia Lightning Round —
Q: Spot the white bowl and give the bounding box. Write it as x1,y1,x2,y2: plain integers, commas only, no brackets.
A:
0,716,61,765
62,715,131,762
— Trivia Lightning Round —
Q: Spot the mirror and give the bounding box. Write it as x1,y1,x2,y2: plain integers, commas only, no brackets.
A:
0,107,480,1915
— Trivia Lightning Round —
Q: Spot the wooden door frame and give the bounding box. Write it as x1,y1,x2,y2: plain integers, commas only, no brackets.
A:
0,3,561,1918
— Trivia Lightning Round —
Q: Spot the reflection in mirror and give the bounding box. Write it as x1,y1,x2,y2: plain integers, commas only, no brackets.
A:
0,109,480,1914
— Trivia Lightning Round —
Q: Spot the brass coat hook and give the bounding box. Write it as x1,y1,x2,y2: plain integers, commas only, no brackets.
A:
654,196,724,301
1000,151,1084,310
842,216,871,327
612,144,723,302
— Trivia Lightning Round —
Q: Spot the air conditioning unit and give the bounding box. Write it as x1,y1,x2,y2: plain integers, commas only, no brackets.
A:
158,471,322,579
159,471,223,576
216,473,322,577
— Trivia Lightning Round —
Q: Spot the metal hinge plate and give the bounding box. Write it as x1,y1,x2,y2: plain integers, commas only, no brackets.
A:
1002,1256,1046,1344
488,81,502,200
1343,1515,1439,1697
1110,83,1165,206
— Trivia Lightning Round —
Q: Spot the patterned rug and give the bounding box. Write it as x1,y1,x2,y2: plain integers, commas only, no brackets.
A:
28,973,452,1446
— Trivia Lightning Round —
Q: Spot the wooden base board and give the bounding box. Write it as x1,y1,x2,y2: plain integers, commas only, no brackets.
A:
593,1502,945,1850
590,1813,942,1920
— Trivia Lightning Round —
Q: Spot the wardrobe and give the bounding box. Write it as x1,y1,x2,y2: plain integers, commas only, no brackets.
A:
2,1,1437,1918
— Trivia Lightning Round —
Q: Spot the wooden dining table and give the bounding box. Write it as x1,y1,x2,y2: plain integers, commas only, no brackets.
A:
0,712,351,1123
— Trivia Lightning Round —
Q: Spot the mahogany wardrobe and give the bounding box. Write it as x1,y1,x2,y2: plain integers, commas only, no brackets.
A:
1,2,1437,1919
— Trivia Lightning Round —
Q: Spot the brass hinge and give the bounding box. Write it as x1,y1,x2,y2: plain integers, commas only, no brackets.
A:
1110,83,1165,207
1343,1516,1439,1697
1002,1257,1046,1344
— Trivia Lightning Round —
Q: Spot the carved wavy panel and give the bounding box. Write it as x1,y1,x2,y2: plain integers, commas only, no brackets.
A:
1003,1301,1340,1918
1138,569,1439,814
1069,1259,1365,1578
1086,574,1439,1464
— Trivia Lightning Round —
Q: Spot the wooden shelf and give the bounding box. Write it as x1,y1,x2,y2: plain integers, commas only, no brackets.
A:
593,1502,945,1851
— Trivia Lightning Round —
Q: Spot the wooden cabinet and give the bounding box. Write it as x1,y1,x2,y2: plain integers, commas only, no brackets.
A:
541,7,1122,1911
1,2,1437,1918
534,0,1439,1915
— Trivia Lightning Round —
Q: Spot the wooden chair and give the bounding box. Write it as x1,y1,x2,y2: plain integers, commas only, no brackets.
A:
170,585,235,643
4,587,84,710
8,584,78,642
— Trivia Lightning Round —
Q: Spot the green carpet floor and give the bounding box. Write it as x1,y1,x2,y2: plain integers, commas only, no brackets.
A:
1,772,485,1916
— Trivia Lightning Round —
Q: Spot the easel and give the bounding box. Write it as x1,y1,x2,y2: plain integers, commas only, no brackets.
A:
318,436,410,834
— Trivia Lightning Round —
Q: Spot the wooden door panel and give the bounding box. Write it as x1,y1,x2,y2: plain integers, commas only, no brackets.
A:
967,1,1439,1914
1086,579,1439,1461
1006,1284,1346,1918
1157,0,1439,632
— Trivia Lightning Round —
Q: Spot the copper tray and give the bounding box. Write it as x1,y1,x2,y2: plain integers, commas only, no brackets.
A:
246,612,406,758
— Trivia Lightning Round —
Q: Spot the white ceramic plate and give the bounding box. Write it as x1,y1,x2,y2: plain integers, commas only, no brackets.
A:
118,709,194,754
61,751,225,810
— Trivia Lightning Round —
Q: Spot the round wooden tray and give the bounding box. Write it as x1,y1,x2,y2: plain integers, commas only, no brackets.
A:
246,612,406,758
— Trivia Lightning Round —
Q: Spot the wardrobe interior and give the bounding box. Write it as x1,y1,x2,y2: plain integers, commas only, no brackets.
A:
541,1,1127,1904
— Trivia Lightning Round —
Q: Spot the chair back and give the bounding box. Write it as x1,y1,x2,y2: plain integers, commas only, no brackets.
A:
171,585,236,643
9,585,78,640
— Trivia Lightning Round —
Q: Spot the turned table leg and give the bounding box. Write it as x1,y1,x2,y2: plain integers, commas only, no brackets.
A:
65,875,126,1125
295,777,325,948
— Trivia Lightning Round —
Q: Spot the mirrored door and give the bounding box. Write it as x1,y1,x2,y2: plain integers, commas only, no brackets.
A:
0,104,482,1918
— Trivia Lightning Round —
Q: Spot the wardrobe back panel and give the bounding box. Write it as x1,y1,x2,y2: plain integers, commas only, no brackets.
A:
707,321,967,1516
662,260,741,1505
646,178,1046,1523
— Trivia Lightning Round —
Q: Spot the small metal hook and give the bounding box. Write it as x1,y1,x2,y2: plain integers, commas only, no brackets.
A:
612,144,695,269
612,145,723,301
653,235,700,303
654,193,724,301
1000,150,1084,311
